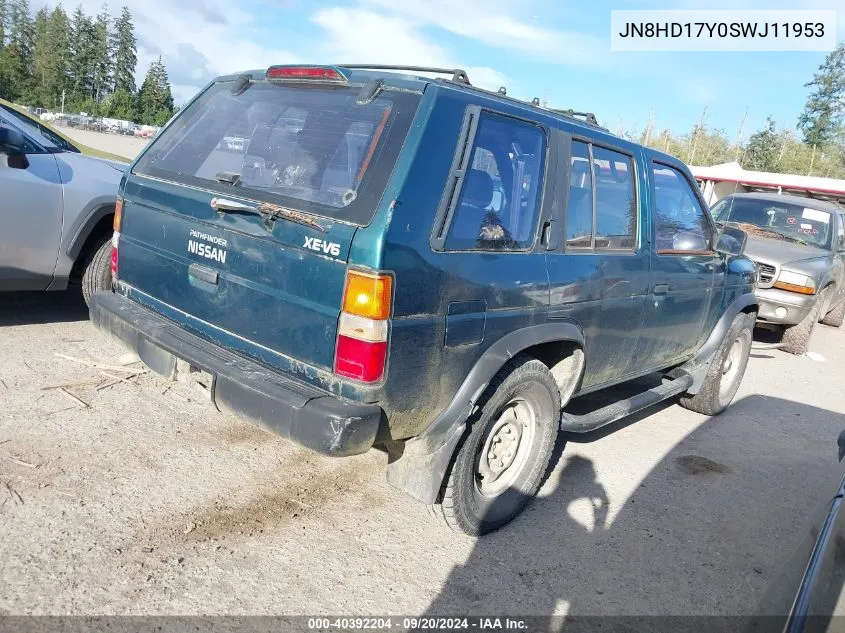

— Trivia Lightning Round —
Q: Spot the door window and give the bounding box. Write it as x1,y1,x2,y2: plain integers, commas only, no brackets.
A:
444,111,545,251
593,146,636,249
652,164,713,253
565,141,638,250
566,141,593,248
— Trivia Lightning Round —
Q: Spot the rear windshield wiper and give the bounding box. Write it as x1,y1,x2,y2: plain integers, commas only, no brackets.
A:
215,171,241,186
210,196,326,232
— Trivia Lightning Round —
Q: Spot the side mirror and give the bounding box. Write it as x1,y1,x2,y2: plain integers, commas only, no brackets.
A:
0,126,29,169
672,230,709,252
0,126,26,154
715,225,747,256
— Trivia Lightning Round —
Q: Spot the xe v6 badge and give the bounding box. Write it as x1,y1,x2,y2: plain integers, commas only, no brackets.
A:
304,237,341,258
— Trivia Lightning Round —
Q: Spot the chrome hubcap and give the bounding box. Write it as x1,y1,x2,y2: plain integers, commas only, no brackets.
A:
476,399,536,497
719,336,745,399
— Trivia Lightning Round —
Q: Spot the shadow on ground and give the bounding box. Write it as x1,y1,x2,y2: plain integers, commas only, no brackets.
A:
0,290,88,326
423,394,845,625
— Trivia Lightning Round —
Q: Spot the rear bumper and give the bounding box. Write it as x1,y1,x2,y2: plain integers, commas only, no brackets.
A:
89,292,382,457
755,287,817,326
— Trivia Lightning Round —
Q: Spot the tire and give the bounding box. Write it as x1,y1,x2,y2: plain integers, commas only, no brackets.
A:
679,312,753,416
821,297,845,328
781,289,828,355
430,354,561,536
80,235,113,307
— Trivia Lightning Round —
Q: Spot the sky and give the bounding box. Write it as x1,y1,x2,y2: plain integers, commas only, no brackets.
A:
35,0,844,139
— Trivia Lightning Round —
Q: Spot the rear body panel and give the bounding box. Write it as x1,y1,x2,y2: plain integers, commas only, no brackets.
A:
118,176,352,375
116,74,421,394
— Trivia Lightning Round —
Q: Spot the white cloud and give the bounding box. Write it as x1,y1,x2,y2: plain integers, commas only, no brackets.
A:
36,0,610,104
38,0,298,105
311,6,508,90
361,0,610,66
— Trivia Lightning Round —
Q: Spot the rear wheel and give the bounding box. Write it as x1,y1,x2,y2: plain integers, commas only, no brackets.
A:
80,235,113,307
679,312,753,416
782,289,828,355
821,298,845,328
431,355,560,536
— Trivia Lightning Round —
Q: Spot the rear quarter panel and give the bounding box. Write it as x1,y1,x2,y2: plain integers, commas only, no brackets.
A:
360,86,555,439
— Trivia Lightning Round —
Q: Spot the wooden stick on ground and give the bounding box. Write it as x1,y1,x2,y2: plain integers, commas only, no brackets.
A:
54,354,148,374
1,454,38,468
98,371,141,386
40,378,105,391
57,388,90,409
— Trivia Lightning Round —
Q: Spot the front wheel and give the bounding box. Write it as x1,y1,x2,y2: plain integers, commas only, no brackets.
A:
430,355,561,536
821,298,845,328
781,289,827,355
679,312,753,416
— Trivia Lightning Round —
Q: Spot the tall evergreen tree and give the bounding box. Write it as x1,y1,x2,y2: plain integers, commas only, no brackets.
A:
29,6,48,100
0,0,7,45
798,42,845,147
68,5,96,102
137,55,174,125
91,4,110,103
1,0,34,97
39,5,71,109
742,117,780,172
110,5,135,93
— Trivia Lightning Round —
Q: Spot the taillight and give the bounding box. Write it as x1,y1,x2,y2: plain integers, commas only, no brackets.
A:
113,197,123,232
111,198,123,279
334,270,393,383
266,66,347,81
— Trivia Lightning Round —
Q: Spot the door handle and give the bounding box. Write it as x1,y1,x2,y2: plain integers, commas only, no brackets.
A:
654,284,669,295
541,220,557,250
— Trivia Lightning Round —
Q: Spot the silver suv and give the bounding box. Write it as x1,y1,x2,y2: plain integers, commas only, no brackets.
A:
0,104,125,305
712,192,845,355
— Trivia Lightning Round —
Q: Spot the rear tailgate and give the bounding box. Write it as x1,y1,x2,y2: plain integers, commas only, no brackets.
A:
118,70,420,373
118,177,353,371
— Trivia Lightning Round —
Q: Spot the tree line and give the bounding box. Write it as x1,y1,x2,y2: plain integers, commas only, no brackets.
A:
0,1,176,126
619,42,845,179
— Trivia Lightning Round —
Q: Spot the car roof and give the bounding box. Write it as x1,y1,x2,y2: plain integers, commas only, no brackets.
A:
723,192,841,212
215,65,640,148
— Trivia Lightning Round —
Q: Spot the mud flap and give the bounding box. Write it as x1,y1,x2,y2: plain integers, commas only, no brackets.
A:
385,423,466,504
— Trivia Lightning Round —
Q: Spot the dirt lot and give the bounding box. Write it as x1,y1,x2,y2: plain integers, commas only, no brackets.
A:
61,128,149,159
1,288,844,616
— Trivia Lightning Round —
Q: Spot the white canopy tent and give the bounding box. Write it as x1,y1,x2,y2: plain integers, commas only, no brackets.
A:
690,161,845,207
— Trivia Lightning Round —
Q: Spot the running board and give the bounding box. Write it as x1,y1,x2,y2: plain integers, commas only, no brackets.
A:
560,374,694,433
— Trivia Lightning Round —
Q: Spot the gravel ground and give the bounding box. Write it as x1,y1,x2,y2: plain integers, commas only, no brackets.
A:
1,289,844,617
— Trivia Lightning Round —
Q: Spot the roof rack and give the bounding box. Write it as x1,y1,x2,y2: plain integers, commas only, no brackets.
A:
549,109,601,127
337,65,471,85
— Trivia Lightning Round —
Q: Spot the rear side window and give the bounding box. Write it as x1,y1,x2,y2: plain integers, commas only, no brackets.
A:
593,146,636,249
566,141,593,248
133,80,420,225
443,111,545,251
652,164,713,252
566,141,637,250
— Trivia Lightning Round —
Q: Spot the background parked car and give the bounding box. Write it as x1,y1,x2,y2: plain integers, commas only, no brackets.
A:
0,99,126,305
712,192,845,355
0,98,129,163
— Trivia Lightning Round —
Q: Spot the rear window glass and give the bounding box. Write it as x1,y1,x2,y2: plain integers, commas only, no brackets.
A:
133,80,420,225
